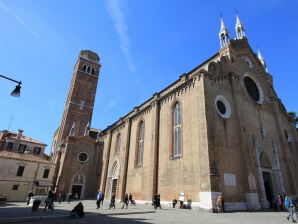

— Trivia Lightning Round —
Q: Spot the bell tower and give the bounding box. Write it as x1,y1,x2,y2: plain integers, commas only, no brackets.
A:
61,50,100,140
51,50,101,189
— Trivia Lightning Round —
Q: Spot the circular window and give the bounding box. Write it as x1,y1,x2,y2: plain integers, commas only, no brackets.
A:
246,58,253,68
78,152,89,163
215,95,231,119
216,100,226,114
243,75,264,104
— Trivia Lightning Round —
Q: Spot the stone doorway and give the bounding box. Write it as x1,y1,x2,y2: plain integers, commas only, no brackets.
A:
71,185,82,199
111,179,118,196
262,171,274,208
260,152,275,208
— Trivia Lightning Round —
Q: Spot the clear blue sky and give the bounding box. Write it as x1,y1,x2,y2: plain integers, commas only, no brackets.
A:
0,0,297,154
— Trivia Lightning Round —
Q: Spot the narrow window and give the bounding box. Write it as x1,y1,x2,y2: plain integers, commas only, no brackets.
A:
33,147,41,154
83,65,87,72
6,142,13,150
87,66,91,73
12,185,19,190
136,121,144,166
43,169,50,178
16,166,25,177
91,68,95,75
18,144,27,153
115,133,121,155
173,102,182,157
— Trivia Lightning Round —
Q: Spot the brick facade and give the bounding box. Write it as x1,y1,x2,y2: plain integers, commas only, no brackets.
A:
98,37,298,211
52,20,298,211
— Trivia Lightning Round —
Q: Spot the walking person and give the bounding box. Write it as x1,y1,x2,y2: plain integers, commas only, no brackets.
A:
96,190,103,209
68,192,73,204
179,192,185,209
101,194,105,206
154,193,161,209
121,193,129,209
109,193,116,209
44,190,54,212
217,196,223,213
172,199,178,208
277,194,283,211
129,193,135,205
285,194,296,222
27,191,34,205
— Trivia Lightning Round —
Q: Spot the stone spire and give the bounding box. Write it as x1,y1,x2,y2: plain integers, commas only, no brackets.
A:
258,49,268,72
235,14,246,39
219,18,230,48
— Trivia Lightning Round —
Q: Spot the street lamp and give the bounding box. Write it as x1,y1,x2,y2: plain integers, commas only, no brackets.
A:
0,74,22,97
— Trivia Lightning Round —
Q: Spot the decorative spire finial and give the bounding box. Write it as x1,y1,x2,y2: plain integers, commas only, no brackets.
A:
235,14,246,39
257,49,268,72
219,18,230,48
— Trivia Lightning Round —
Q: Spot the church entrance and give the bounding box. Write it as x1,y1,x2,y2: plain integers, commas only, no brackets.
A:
111,179,118,196
108,161,119,198
71,185,82,199
260,152,275,208
263,171,274,208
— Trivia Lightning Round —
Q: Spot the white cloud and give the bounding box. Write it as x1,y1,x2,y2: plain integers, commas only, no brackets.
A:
106,0,134,70
0,1,40,40
0,1,58,56
106,0,145,90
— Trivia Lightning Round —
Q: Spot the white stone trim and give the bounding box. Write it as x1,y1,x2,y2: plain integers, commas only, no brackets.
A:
215,95,231,119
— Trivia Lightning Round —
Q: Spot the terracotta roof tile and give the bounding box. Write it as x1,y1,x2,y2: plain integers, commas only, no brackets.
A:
0,151,54,164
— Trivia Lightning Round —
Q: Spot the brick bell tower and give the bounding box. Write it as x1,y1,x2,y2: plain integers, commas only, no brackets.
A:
51,50,101,191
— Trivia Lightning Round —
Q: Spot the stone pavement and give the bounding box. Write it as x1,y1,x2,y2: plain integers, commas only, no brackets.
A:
0,200,295,224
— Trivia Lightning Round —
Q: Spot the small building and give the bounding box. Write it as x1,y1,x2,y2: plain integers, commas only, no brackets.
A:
0,130,55,201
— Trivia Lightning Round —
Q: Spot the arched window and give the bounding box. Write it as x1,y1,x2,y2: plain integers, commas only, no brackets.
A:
87,66,91,73
136,121,144,166
91,68,95,75
111,162,118,176
172,102,182,157
83,65,87,72
115,133,121,155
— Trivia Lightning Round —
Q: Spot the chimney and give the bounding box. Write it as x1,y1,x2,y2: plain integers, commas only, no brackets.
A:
17,129,24,141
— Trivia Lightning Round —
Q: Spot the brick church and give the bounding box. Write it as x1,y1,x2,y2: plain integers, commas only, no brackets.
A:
51,15,298,211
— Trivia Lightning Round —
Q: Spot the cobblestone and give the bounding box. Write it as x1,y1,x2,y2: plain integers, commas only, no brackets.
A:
0,200,295,224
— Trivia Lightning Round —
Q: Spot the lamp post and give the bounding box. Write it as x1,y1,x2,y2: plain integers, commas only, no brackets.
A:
0,74,22,97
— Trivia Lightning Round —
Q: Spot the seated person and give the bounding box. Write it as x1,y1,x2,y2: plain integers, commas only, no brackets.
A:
70,202,85,218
